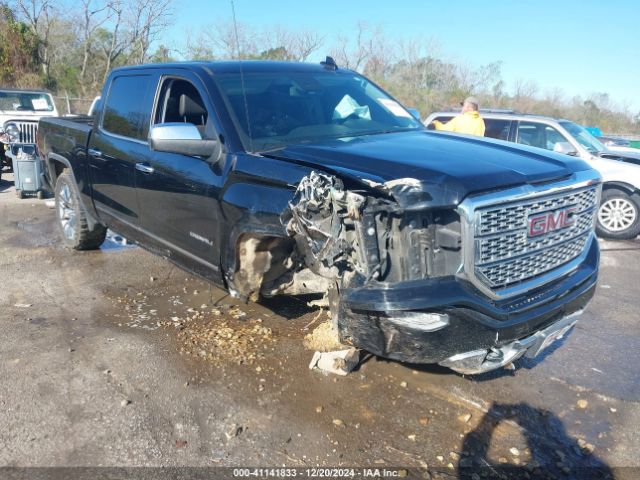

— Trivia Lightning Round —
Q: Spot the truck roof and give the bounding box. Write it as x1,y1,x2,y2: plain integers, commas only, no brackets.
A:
111,60,349,75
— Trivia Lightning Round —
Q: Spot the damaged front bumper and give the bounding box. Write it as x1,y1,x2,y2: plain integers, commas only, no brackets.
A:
439,310,581,374
336,236,598,373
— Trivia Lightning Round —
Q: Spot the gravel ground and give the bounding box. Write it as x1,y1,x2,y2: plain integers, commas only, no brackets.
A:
1,173,639,479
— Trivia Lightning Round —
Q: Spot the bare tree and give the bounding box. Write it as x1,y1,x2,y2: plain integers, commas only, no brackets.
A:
100,0,126,82
202,21,258,59
330,22,377,71
77,0,112,95
127,0,173,64
184,31,215,60
266,27,324,61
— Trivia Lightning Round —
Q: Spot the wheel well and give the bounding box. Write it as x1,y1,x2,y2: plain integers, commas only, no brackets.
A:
48,159,67,186
602,182,638,197
228,232,328,301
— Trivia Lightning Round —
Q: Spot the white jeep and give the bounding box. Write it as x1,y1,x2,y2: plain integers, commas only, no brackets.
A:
0,88,58,181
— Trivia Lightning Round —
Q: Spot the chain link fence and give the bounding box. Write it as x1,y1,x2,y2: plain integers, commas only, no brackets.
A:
51,95,96,116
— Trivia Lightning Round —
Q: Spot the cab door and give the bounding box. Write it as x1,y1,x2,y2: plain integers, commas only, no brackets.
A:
134,72,225,277
88,73,155,234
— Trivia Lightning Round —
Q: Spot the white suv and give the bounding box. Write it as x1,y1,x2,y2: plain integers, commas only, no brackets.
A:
424,111,640,239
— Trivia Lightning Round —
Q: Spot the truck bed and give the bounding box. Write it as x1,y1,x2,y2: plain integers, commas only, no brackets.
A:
39,116,93,161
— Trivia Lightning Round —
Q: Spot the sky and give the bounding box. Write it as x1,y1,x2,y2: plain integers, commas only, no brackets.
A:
166,0,640,111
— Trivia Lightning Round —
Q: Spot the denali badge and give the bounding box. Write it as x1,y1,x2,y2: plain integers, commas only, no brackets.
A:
189,231,213,246
528,207,576,237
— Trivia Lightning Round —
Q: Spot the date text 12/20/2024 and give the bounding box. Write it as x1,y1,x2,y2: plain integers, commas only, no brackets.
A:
232,468,408,477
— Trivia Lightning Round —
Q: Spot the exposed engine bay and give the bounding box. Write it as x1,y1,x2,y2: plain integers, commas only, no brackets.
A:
230,171,462,304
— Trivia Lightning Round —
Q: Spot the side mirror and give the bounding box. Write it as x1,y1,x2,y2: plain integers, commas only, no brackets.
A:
407,107,421,121
149,123,217,157
553,141,578,156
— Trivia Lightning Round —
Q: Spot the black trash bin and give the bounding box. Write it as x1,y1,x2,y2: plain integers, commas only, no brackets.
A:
11,145,47,199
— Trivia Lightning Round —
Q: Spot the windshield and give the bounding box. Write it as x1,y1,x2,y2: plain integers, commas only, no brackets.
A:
559,121,606,154
0,90,55,112
213,69,423,152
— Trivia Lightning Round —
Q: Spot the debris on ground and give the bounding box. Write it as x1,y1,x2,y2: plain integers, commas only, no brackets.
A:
303,320,346,352
225,423,243,440
458,413,472,423
309,347,360,376
576,399,588,409
177,315,274,367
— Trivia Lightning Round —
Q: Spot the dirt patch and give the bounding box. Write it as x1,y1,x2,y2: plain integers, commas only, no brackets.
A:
303,320,346,352
170,307,275,367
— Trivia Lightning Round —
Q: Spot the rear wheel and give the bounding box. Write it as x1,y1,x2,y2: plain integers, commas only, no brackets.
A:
596,188,640,240
16,189,24,199
55,169,107,250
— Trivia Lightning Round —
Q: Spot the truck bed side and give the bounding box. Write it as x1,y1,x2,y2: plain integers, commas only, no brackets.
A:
38,116,98,221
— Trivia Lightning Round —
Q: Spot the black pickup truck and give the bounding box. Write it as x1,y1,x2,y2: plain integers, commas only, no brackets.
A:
37,60,601,374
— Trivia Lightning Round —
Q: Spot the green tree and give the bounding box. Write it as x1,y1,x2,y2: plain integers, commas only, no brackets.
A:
0,3,41,87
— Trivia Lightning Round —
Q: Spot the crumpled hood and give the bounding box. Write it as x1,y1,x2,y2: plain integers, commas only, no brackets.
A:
274,130,593,208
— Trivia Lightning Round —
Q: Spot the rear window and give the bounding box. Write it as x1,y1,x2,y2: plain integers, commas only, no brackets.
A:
484,119,511,140
102,75,153,140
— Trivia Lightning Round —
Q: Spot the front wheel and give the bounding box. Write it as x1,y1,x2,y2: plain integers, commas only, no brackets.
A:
55,169,107,250
596,188,640,240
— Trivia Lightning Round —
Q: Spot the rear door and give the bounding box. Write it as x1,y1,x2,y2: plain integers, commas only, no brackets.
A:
135,71,225,276
88,73,155,232
483,118,512,141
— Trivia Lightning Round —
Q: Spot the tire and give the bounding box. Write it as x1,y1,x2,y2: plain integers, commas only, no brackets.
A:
16,189,24,199
37,190,45,200
55,169,107,250
596,188,640,240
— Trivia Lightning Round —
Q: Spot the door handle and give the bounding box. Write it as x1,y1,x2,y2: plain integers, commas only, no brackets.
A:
88,148,103,158
135,163,155,174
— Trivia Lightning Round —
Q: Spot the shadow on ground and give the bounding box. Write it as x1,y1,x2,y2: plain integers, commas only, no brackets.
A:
458,402,615,480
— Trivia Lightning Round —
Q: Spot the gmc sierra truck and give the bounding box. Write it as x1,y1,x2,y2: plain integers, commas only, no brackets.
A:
37,60,602,374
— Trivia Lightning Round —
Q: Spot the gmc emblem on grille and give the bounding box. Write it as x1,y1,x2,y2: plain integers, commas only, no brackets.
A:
528,207,577,237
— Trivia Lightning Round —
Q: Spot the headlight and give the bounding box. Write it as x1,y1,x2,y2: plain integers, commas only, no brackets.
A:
5,123,20,143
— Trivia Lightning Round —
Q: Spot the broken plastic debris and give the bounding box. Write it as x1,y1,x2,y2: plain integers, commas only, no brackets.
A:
309,347,360,376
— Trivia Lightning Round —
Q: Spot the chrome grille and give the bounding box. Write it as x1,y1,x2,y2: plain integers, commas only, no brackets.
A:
477,187,597,236
472,185,598,290
9,121,38,144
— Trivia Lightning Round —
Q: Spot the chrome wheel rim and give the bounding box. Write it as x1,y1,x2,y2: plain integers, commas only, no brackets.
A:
58,184,77,240
598,198,637,232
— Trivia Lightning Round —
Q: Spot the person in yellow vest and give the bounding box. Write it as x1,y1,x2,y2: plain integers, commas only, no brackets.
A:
432,96,486,137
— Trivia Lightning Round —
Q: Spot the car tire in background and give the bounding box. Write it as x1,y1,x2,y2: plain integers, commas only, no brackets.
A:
54,169,107,250
596,188,640,240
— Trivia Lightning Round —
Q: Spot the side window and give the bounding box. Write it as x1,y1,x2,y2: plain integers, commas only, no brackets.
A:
543,125,570,152
154,78,209,137
516,121,545,149
102,75,152,140
484,119,511,140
